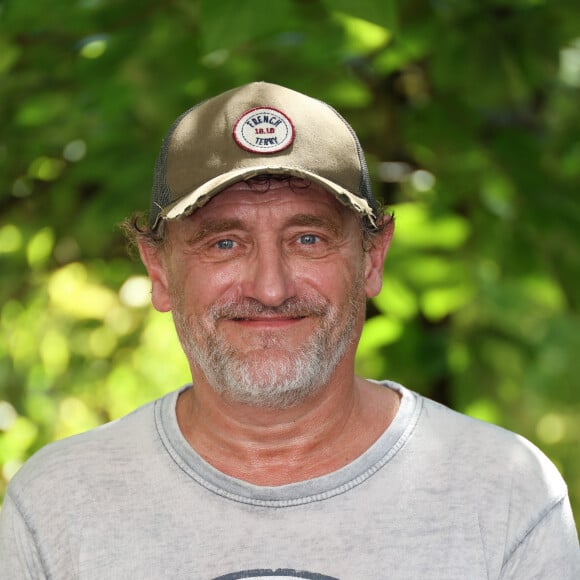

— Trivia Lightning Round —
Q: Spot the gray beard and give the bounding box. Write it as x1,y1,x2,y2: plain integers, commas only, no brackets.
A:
172,286,363,409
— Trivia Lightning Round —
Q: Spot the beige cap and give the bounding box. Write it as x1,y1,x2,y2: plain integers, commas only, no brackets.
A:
150,82,378,229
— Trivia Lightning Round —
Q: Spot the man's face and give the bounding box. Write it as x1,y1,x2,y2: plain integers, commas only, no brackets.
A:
141,180,390,408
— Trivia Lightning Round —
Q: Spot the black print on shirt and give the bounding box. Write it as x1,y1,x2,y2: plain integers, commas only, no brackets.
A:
212,569,339,580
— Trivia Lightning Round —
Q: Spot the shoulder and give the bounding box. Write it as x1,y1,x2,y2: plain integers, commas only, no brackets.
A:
419,393,562,481
397,385,571,544
5,393,172,511
384,381,568,513
381,382,575,562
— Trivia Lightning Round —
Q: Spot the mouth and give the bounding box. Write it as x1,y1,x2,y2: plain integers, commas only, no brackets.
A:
212,298,327,330
229,315,306,328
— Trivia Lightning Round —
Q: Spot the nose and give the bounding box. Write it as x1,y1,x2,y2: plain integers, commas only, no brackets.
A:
242,243,296,307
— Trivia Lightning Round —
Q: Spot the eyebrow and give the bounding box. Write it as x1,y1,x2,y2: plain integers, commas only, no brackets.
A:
286,214,342,236
183,218,244,245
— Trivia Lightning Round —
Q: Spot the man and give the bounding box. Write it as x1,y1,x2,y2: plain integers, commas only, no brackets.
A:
0,82,578,579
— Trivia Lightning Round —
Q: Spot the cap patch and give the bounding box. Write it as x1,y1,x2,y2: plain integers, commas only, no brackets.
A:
233,107,295,154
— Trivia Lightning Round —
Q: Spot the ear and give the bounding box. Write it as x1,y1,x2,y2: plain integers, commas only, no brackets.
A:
138,240,172,312
364,217,394,299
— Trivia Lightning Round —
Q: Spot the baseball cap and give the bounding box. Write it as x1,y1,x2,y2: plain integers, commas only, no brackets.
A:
150,82,379,230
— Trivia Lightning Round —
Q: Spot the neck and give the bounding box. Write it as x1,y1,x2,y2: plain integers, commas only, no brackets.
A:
176,363,400,486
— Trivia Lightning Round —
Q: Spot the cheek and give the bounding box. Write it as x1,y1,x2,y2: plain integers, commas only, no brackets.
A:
299,258,364,299
179,263,244,307
211,267,241,289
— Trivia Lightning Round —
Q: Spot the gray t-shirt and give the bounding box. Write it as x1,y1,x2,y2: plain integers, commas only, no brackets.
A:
1,381,578,579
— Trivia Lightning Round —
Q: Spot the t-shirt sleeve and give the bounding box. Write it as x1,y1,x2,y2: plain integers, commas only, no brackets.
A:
499,494,580,580
0,491,47,580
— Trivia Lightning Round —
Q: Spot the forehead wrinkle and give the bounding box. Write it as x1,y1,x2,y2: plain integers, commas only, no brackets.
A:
173,188,351,246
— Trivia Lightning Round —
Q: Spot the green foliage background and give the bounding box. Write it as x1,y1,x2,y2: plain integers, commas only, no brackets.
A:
1,0,579,527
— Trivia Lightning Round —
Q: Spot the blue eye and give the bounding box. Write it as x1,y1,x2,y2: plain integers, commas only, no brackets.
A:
216,239,235,250
299,234,318,245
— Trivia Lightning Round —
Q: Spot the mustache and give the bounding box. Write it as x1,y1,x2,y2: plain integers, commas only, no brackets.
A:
209,297,329,321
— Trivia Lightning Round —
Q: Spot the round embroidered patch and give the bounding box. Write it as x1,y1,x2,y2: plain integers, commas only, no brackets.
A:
233,107,295,154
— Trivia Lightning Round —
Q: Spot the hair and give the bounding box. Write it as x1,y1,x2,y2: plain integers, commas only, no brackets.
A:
119,175,393,254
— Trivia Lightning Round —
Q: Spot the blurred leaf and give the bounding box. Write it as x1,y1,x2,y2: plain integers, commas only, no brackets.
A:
199,0,296,52
323,0,398,30
333,12,391,54
394,204,471,249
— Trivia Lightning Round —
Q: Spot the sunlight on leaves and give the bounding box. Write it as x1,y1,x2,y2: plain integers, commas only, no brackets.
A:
560,39,580,87
464,399,500,425
411,169,436,192
536,413,566,445
0,225,22,254
358,315,403,354
16,96,69,127
373,276,418,319
63,140,87,162
88,326,118,359
421,285,475,321
481,173,516,220
28,157,65,181
447,342,470,374
325,0,397,31
0,418,38,463
8,324,37,371
105,306,139,336
0,402,17,432
394,204,470,249
200,49,229,69
48,263,118,320
79,37,108,59
26,227,54,267
119,276,151,308
324,80,373,107
400,255,466,287
55,398,100,440
0,38,19,73
1,460,22,484
11,177,33,198
519,275,566,312
333,12,391,53
39,330,70,378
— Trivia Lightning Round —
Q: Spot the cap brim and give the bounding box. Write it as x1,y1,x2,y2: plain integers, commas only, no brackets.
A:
156,166,376,229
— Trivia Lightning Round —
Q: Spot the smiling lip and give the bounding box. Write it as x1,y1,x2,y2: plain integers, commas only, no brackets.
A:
230,316,306,329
